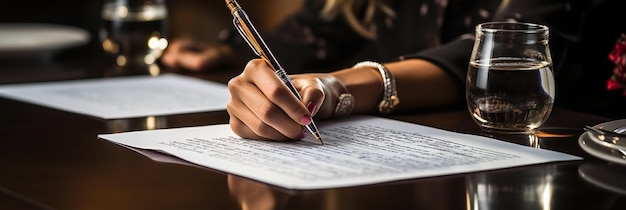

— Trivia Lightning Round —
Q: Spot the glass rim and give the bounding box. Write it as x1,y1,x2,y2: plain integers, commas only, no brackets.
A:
477,22,549,34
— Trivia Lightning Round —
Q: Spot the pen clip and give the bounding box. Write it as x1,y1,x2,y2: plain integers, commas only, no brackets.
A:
233,17,261,57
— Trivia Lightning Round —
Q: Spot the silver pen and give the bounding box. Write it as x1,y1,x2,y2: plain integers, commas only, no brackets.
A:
225,0,324,144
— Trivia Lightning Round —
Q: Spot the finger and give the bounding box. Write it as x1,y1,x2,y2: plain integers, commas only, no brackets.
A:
227,94,293,141
175,48,221,71
161,39,215,71
291,77,325,117
238,88,306,140
229,72,305,140
160,40,185,68
229,106,290,141
245,60,313,127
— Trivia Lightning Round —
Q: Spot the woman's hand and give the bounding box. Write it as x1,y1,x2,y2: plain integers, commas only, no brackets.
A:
160,38,237,72
227,59,346,141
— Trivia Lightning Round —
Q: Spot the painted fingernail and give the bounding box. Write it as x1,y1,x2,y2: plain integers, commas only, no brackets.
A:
300,115,312,125
301,131,308,139
306,102,317,115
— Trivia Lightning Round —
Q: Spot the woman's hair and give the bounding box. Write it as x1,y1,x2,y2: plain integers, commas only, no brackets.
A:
321,0,395,40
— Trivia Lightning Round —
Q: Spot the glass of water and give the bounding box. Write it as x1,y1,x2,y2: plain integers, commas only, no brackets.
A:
466,22,555,134
100,0,169,75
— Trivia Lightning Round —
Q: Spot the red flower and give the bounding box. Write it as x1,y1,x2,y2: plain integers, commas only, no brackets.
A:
607,33,626,95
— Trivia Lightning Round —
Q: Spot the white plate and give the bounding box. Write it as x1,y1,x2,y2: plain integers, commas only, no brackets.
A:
579,132,626,166
0,23,90,57
586,119,626,151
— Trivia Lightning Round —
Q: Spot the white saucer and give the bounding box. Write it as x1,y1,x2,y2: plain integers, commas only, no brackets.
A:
0,23,90,58
579,132,626,166
586,119,626,151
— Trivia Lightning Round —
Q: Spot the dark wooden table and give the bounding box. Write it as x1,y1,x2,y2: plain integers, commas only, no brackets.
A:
1,52,626,210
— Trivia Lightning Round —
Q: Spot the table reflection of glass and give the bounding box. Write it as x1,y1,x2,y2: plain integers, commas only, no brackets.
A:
466,165,557,210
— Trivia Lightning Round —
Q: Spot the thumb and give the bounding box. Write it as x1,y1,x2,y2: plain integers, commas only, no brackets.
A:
292,74,348,119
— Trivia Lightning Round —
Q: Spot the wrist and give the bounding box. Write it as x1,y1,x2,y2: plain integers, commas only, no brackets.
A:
331,66,384,114
312,74,353,119
352,61,399,114
330,61,400,115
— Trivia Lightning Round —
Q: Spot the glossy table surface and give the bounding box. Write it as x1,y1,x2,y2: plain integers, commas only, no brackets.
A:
2,53,626,210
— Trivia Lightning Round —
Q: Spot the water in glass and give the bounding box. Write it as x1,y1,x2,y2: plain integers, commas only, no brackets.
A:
466,22,555,134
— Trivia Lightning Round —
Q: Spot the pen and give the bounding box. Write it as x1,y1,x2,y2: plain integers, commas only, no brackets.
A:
225,0,324,144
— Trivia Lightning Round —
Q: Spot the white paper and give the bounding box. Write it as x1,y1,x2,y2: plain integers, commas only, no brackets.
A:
0,74,229,119
98,115,581,189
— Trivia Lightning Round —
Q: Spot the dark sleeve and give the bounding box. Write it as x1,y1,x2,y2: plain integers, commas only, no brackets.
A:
399,37,475,94
492,0,597,76
399,0,591,96
221,0,369,73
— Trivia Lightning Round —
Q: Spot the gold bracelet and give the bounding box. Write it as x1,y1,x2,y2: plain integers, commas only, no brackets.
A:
353,61,399,114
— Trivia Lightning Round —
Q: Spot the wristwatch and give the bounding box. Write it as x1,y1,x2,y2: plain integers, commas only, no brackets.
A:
353,61,399,114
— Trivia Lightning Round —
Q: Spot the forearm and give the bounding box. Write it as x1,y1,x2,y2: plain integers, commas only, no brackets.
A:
330,59,460,115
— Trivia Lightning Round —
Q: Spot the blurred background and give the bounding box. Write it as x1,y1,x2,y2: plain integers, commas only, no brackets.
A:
1,0,626,119
0,0,303,56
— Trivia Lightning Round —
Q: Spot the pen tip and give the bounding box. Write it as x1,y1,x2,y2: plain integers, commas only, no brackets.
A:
311,133,324,145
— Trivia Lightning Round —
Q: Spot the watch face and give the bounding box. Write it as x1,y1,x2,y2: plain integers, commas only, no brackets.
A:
334,93,355,117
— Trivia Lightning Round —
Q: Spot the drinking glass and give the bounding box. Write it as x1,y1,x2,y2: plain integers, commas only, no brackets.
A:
466,22,555,134
99,0,169,75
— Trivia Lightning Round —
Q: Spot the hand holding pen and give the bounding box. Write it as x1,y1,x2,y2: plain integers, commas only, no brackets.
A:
225,0,324,144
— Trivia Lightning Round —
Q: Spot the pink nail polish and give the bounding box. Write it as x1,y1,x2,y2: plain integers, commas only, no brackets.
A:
301,131,308,139
300,115,311,125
